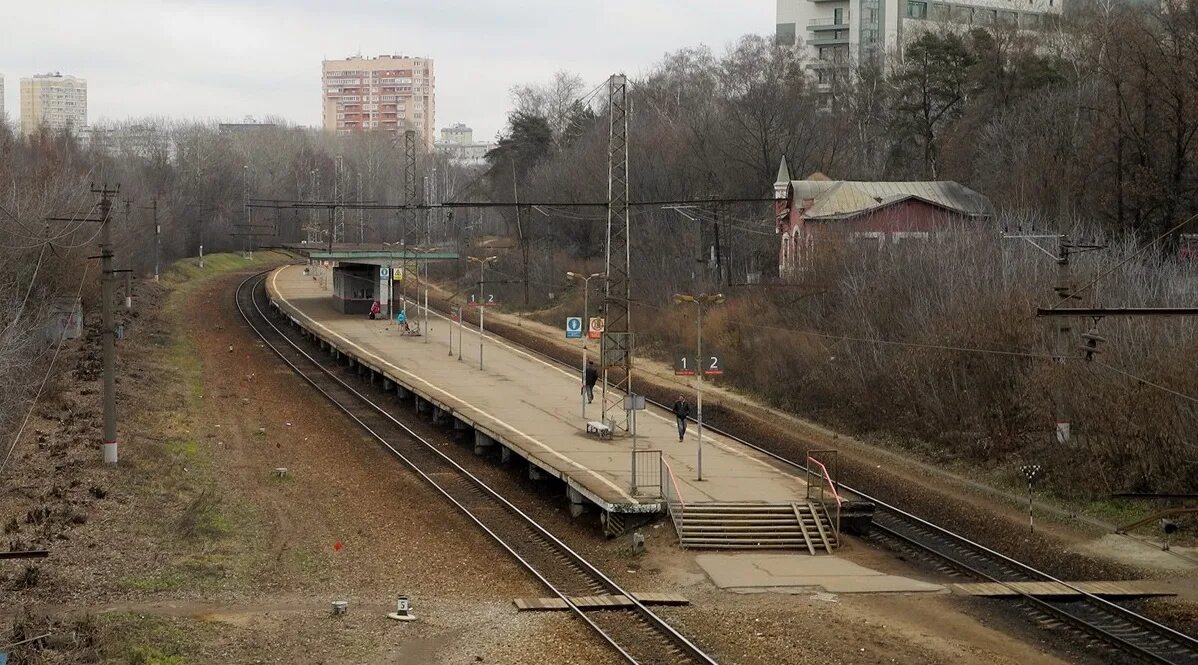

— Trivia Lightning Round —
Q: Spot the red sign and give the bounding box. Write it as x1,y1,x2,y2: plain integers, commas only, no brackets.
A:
587,317,604,340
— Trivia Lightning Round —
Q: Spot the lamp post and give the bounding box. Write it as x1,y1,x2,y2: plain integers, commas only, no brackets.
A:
468,256,498,370
673,292,725,481
567,271,606,418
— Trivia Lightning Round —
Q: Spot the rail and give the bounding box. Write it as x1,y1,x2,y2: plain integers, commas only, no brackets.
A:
661,458,686,542
240,272,719,664
408,283,1198,664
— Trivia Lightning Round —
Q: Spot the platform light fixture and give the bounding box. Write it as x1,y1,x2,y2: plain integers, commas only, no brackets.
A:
567,271,606,419
672,292,725,481
468,256,498,370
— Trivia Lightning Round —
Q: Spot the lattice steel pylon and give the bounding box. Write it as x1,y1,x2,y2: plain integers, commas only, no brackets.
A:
401,129,419,306
601,74,632,432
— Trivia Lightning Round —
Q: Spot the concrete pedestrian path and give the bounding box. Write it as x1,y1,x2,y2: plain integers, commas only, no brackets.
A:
267,264,808,513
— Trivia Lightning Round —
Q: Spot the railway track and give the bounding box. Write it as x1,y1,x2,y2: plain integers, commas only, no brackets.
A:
235,271,718,665
413,294,1198,665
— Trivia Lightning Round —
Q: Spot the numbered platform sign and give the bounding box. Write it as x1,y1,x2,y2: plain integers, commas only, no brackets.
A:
675,353,723,376
468,293,497,307
566,316,583,339
379,266,390,279
587,317,605,340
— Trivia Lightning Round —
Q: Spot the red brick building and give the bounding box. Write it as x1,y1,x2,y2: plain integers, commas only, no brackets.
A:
773,159,993,277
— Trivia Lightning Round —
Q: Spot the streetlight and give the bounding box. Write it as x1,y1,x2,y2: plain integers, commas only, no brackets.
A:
468,256,498,370
567,271,606,418
673,292,725,481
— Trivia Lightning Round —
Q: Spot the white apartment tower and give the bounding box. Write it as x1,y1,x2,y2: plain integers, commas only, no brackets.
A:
777,0,1062,81
0,75,6,122
20,73,87,136
322,55,435,148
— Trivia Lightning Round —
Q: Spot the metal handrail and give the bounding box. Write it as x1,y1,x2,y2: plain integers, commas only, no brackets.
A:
661,458,686,541
807,455,843,543
806,456,844,506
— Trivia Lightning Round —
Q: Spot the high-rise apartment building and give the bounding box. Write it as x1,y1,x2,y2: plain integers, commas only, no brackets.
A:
20,73,87,136
777,0,1062,84
322,55,434,147
1,75,6,121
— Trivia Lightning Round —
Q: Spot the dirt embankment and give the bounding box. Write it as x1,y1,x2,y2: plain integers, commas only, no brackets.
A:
2,257,612,664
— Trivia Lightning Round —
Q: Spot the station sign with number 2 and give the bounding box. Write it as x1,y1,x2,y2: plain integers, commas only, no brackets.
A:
675,354,723,376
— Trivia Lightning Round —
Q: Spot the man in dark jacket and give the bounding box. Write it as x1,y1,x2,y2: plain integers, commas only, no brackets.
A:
672,395,690,442
582,361,598,403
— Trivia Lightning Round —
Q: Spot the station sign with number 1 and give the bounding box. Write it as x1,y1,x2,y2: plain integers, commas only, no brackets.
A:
675,353,723,376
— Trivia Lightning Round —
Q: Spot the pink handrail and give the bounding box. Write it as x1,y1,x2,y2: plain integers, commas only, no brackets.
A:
807,456,844,506
661,459,686,512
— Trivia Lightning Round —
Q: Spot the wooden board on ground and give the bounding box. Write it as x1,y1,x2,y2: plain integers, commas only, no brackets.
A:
952,581,1176,599
513,593,689,611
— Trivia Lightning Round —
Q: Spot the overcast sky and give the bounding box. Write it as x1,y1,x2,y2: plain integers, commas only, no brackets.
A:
1,1,771,141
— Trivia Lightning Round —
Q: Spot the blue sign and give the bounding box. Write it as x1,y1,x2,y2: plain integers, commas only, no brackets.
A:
380,266,390,279
565,316,583,339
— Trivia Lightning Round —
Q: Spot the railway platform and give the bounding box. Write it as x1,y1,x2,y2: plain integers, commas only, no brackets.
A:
266,264,827,545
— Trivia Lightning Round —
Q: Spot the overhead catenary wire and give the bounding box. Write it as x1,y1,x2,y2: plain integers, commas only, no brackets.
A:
475,264,1056,360
1052,210,1198,309
1094,359,1198,405
0,202,101,249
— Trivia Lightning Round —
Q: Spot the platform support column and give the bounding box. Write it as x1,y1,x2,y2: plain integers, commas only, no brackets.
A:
568,487,586,518
529,464,544,481
474,431,494,456
500,446,512,464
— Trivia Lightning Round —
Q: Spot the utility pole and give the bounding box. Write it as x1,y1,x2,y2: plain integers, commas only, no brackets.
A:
96,185,121,465
1004,231,1102,445
1053,235,1072,444
402,129,418,311
47,188,121,464
601,73,633,433
152,197,160,282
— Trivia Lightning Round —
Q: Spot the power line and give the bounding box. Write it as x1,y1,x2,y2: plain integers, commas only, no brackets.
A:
3,243,48,334
0,260,91,479
1053,210,1198,309
479,263,1055,360
1095,360,1198,405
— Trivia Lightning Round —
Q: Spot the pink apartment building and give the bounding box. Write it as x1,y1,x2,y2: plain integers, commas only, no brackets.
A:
322,55,435,147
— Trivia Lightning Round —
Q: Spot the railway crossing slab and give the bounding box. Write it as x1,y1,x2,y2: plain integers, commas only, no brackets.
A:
696,553,944,594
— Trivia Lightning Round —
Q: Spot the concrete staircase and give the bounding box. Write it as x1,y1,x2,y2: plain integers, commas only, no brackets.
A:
676,501,837,554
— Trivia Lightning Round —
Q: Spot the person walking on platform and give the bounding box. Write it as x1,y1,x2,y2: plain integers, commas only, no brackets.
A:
582,360,598,403
369,300,381,320
672,395,691,442
396,308,410,333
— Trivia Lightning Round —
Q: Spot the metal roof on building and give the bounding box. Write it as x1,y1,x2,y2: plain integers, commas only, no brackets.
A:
788,179,995,221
